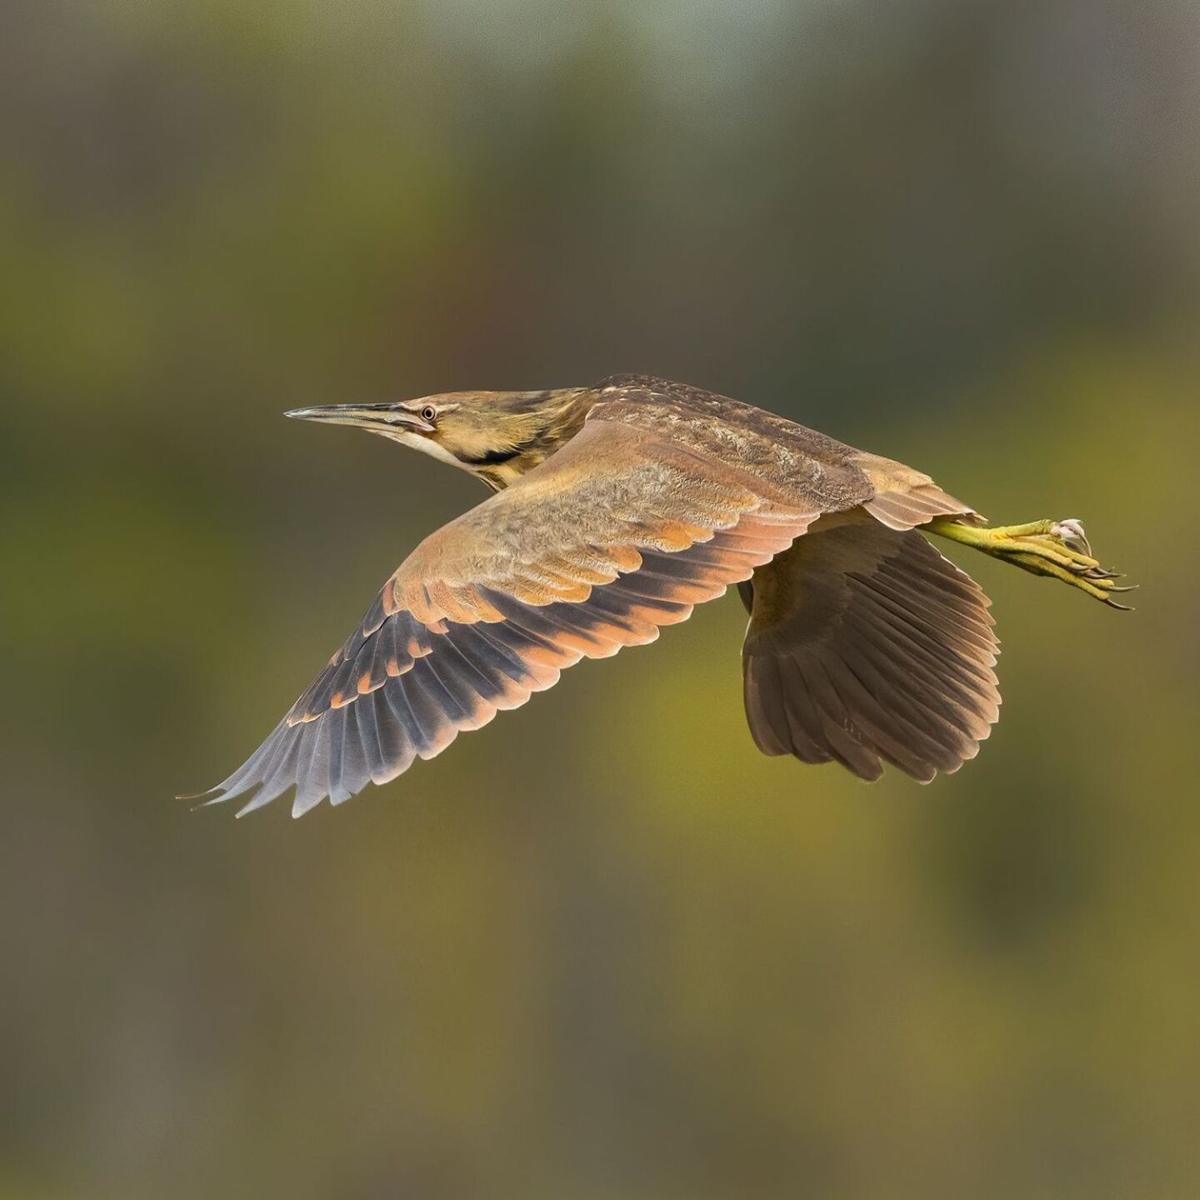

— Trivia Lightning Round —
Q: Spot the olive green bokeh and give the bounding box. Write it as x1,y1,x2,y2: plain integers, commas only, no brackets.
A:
2,2,1198,1197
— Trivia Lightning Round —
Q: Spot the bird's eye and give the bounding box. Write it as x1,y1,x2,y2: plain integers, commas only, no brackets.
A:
420,406,438,424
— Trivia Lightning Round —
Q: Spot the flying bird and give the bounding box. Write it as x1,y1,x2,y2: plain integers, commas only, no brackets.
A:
197,375,1130,817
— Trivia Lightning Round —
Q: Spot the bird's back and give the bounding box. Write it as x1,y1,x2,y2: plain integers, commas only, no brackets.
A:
586,375,875,516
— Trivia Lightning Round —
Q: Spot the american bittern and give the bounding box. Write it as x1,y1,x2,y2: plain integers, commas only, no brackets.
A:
197,375,1130,816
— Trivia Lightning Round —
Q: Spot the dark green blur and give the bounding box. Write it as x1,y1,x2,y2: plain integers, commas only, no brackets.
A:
2,2,1198,1197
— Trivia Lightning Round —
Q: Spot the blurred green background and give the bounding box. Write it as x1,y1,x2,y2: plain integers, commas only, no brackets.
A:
3,1,1198,1197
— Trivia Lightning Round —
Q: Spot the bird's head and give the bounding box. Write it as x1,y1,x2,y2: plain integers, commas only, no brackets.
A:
285,388,592,490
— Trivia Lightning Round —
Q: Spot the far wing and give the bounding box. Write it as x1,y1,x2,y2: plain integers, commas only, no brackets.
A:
741,512,1000,782
203,419,828,816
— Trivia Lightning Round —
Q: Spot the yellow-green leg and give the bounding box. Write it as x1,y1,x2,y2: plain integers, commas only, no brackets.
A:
926,516,1135,609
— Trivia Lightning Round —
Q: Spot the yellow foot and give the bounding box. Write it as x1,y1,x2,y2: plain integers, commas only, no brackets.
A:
926,517,1135,609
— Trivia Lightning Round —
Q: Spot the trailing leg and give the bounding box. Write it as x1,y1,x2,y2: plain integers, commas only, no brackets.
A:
926,517,1134,609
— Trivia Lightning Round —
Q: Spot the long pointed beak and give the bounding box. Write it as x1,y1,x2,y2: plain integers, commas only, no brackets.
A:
283,403,433,433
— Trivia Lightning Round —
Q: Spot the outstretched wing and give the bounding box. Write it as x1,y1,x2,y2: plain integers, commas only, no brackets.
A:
741,512,1000,782
203,417,864,816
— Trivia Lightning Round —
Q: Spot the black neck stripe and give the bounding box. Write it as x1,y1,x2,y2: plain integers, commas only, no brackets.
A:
459,439,535,467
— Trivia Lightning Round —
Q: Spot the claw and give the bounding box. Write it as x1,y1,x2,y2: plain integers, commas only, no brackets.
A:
1052,518,1092,556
